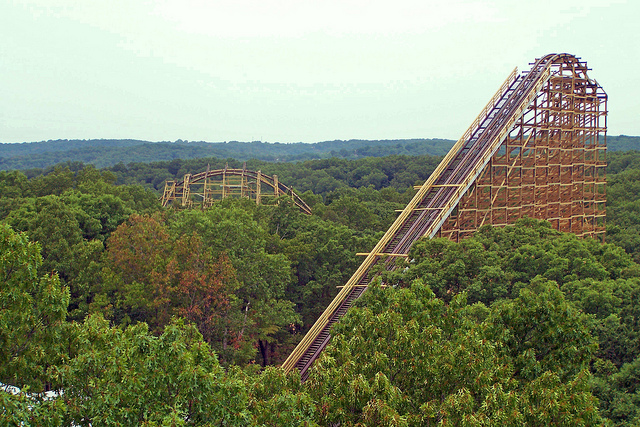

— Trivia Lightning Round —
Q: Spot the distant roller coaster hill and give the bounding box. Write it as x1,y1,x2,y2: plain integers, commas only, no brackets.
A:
160,163,312,214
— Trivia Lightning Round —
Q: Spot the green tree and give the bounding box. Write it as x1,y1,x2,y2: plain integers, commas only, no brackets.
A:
245,367,318,426
0,170,30,199
54,316,250,426
168,202,300,366
0,223,69,390
483,278,597,382
592,355,640,425
98,213,175,331
303,281,603,426
28,165,75,197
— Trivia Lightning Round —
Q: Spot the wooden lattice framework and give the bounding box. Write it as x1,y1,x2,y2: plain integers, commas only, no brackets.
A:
438,55,607,240
282,53,607,380
161,164,312,214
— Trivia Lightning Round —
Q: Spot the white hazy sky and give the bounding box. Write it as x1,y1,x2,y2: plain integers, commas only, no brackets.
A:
1,0,638,143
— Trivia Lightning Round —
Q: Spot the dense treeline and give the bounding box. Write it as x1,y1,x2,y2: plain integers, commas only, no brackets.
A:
1,135,637,170
17,154,442,203
605,151,640,263
0,138,456,170
106,155,443,200
2,149,640,425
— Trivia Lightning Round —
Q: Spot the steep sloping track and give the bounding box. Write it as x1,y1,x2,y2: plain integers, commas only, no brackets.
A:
282,53,607,379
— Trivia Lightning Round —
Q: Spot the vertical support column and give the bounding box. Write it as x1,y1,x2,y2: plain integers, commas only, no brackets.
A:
222,168,227,200
181,174,191,207
240,167,246,199
203,172,209,207
161,181,176,207
256,170,262,205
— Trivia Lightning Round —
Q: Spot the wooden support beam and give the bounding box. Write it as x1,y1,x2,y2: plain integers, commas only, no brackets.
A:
413,184,466,190
355,253,409,257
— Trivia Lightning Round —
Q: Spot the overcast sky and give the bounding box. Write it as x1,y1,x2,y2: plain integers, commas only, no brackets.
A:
1,0,638,143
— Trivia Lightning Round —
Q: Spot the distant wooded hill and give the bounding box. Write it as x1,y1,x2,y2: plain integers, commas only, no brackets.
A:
0,138,454,170
0,135,638,170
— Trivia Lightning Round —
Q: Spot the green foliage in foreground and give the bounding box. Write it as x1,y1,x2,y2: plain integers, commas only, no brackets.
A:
378,220,640,426
303,280,601,425
0,223,69,392
5,219,639,426
56,317,250,426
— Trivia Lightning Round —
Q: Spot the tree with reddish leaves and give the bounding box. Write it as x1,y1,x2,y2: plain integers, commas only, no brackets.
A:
172,233,238,346
99,213,175,332
98,214,249,364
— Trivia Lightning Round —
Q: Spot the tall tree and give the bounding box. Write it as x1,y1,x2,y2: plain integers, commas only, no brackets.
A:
54,316,250,426
303,281,602,426
0,223,69,390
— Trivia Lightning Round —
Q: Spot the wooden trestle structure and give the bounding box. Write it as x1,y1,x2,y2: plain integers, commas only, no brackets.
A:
161,164,312,214
282,53,607,379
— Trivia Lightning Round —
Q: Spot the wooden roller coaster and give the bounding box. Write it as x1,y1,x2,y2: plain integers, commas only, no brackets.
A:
282,53,607,379
161,164,312,214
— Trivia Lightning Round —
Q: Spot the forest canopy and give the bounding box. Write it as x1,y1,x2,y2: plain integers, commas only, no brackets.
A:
2,148,640,425
0,135,638,170
0,138,456,170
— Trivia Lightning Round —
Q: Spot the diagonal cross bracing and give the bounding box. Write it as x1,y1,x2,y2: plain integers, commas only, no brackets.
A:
439,55,606,241
282,53,607,380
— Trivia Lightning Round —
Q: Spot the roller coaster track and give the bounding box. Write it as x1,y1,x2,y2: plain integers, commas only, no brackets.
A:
161,164,312,214
282,53,607,379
